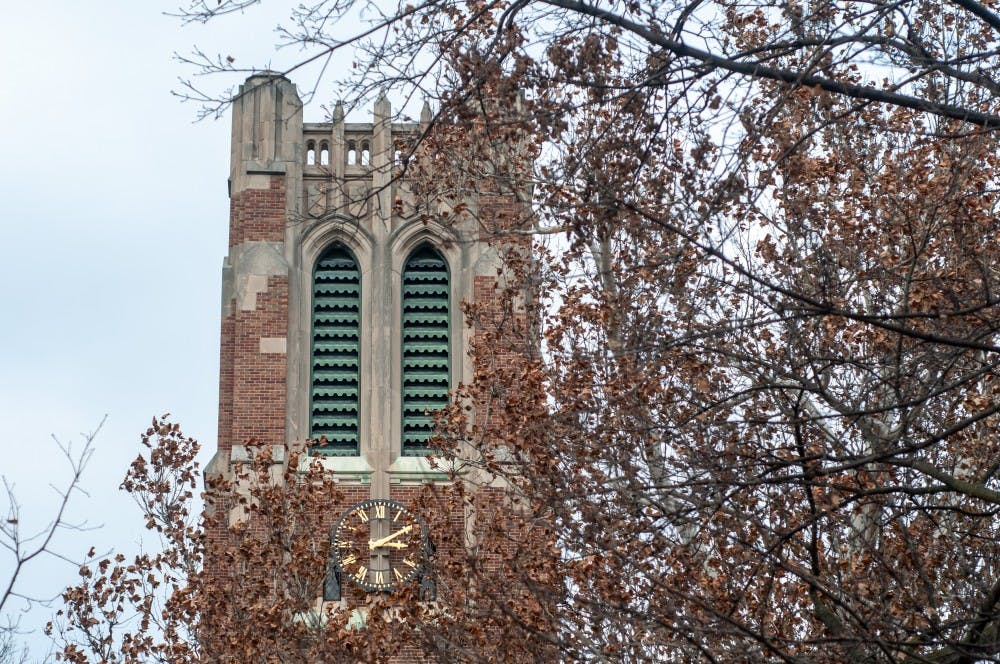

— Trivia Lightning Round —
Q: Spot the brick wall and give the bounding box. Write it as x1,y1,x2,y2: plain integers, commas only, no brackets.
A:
217,314,235,451
229,175,286,245
230,276,287,447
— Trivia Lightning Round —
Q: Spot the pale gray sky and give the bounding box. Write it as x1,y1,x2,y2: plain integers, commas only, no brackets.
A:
0,1,345,656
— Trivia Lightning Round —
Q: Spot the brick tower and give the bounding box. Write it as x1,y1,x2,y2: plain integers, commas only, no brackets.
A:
206,73,532,645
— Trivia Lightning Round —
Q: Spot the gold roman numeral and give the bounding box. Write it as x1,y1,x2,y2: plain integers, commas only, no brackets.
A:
394,567,405,582
374,570,385,586
354,566,368,583
403,557,417,568
341,553,357,566
357,509,369,524
393,509,403,522
374,503,386,519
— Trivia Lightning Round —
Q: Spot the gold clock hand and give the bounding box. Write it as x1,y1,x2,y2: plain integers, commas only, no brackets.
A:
368,524,413,550
365,540,408,550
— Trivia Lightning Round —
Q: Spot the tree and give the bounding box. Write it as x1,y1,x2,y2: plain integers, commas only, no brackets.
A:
1,423,100,663
49,417,555,662
95,0,1000,660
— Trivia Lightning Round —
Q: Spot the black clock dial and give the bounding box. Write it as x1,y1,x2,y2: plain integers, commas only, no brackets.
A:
331,498,426,592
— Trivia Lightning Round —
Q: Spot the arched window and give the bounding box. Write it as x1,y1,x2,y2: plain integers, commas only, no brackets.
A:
401,245,450,454
310,245,361,455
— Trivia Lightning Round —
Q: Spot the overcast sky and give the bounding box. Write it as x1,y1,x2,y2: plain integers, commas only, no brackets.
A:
0,1,349,656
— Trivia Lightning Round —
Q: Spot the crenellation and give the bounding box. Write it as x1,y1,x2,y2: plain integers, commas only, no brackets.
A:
301,119,422,222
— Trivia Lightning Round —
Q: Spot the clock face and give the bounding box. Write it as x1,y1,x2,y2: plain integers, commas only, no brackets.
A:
331,498,426,593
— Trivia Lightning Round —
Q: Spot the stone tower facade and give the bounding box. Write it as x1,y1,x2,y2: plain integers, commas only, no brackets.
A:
207,73,529,637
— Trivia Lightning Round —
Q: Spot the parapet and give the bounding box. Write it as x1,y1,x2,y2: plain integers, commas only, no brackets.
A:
229,76,437,232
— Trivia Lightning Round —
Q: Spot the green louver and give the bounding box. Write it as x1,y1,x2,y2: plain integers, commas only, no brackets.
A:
402,246,450,454
310,246,360,455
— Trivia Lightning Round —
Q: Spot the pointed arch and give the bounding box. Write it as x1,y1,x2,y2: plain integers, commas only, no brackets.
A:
310,243,361,455
400,244,450,454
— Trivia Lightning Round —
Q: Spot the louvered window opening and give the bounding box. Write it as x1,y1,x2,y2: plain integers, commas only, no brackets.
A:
402,247,450,454
310,246,361,455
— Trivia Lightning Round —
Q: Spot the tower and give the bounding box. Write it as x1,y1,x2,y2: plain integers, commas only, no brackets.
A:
206,72,535,649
